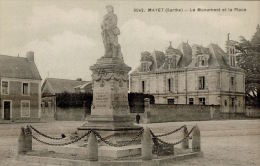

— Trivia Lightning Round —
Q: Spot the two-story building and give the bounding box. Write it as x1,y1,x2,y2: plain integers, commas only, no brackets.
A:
130,38,245,113
0,51,42,122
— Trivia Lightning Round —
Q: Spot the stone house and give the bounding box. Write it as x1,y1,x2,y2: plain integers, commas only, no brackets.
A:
0,52,42,122
130,38,245,113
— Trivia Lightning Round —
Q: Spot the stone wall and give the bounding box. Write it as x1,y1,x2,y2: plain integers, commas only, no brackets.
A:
246,106,260,117
0,80,40,121
142,98,248,123
55,107,89,121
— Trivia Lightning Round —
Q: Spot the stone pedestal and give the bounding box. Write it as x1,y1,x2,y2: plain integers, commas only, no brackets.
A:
78,57,142,145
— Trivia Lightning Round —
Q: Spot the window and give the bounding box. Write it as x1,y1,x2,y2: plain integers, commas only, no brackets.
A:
1,81,9,95
142,81,145,93
22,83,29,95
168,78,171,92
201,60,205,66
141,63,147,71
21,101,30,117
141,62,150,72
199,76,205,90
230,77,235,86
231,98,235,107
168,99,175,105
189,98,194,105
199,97,206,105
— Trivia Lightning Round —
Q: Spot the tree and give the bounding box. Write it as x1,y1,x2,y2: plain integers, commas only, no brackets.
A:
235,24,260,107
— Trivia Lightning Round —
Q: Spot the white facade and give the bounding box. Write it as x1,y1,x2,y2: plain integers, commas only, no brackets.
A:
130,42,245,113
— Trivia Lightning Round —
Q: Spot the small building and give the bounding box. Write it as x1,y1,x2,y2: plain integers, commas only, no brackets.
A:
41,77,92,106
0,52,42,122
130,38,245,113
41,78,92,121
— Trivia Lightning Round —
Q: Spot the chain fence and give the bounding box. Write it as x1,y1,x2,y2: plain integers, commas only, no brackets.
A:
93,129,144,147
150,126,195,146
28,124,195,148
31,130,91,146
154,125,186,138
29,125,66,140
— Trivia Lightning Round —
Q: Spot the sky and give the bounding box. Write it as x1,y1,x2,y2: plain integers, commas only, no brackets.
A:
0,0,259,81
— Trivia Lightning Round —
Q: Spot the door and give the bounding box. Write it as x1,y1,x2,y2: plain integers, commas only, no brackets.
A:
4,101,11,120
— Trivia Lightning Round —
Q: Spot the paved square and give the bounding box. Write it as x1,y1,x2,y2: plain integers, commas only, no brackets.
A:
0,120,259,165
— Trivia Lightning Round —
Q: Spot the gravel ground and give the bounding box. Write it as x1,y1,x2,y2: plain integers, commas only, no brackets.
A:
0,119,259,165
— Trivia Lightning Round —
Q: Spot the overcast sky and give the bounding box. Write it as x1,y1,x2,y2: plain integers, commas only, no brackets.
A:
0,0,259,81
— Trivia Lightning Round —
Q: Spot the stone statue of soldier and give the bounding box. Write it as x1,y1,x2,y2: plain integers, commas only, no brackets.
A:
101,5,123,59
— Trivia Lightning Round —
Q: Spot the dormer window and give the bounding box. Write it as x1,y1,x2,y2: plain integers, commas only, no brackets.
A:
141,61,152,72
141,62,148,72
198,55,208,67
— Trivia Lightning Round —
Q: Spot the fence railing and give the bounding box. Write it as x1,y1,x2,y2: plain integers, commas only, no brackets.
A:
18,124,201,161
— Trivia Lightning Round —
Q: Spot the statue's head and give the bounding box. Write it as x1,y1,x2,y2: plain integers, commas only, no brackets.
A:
106,5,114,13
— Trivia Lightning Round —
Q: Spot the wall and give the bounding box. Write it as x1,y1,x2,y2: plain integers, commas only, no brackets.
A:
143,103,220,123
0,79,40,121
55,107,89,121
246,106,260,117
142,99,249,123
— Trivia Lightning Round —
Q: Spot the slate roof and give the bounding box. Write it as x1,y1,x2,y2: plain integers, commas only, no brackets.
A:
187,43,229,68
132,42,232,74
41,78,90,95
177,42,192,67
0,55,41,80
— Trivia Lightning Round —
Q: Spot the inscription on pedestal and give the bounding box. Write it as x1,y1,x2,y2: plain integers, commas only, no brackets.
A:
95,91,110,108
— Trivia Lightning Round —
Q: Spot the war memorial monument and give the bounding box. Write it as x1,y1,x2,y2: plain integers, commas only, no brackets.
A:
16,5,201,165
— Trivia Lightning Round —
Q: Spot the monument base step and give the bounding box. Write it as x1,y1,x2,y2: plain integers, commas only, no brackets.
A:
34,144,141,159
99,144,141,158
17,150,203,166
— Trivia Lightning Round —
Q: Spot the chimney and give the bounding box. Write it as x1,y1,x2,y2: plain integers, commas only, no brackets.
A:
26,51,34,62
227,33,230,41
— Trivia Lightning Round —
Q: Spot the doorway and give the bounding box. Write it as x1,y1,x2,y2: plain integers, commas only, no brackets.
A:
3,101,11,120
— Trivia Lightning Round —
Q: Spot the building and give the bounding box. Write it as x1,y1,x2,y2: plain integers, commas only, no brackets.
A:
41,78,92,113
41,78,92,121
0,52,42,121
41,78,92,96
130,38,245,113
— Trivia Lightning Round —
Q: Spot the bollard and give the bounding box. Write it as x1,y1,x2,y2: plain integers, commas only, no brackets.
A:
18,127,26,154
24,126,32,152
86,131,98,161
192,125,201,152
182,125,189,149
141,127,152,160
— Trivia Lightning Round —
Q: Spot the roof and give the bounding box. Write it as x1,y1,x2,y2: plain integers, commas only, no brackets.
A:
188,43,229,68
178,42,192,67
131,42,232,74
0,55,41,80
41,78,90,95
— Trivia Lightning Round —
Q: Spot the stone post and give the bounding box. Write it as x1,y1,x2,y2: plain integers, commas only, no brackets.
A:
192,125,201,152
144,98,151,112
141,127,152,160
143,98,151,124
24,126,32,152
182,125,189,149
18,127,26,154
86,131,98,161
